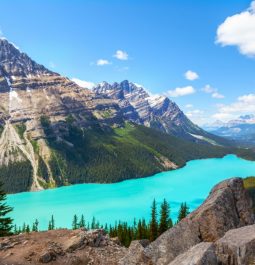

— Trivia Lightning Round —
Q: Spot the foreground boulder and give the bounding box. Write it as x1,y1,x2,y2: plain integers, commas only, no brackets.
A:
125,178,254,264
168,242,217,265
216,224,255,265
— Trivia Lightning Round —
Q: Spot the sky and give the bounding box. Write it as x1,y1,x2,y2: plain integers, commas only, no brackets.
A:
0,0,255,125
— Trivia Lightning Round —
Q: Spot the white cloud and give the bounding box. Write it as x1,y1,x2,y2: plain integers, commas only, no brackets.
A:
202,84,224,99
185,104,193,108
166,86,196,97
0,29,3,37
216,1,255,56
96,59,111,66
212,93,255,121
185,109,207,125
114,50,129,60
184,70,199,81
212,92,225,99
71,78,95,89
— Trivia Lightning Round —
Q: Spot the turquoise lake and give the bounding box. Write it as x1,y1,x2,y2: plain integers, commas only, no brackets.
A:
7,155,255,230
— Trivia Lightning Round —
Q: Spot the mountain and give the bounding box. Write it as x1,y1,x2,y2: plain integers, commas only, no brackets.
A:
204,115,255,146
93,81,228,145
0,38,253,193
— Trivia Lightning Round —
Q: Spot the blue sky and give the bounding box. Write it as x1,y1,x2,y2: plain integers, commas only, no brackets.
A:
0,0,255,125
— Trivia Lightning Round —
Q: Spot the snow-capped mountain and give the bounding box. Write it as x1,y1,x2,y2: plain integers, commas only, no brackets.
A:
93,80,224,143
204,115,255,146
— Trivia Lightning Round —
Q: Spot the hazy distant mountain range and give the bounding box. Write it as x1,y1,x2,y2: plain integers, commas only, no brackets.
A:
204,115,255,146
0,38,253,193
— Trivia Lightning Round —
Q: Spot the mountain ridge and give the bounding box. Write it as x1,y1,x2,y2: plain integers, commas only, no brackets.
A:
0,38,253,193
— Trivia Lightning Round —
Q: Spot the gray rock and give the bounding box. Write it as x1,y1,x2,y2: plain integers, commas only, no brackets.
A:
118,240,151,265
189,178,254,242
142,178,254,265
216,224,255,265
144,220,200,265
168,242,218,265
39,250,56,263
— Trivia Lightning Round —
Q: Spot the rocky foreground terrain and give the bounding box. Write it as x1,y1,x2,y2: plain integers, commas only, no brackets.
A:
0,177,255,265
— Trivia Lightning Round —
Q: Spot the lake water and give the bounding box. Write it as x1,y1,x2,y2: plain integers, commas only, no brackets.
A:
7,155,255,230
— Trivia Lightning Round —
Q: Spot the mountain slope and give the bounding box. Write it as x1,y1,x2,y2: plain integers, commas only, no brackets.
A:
0,38,253,193
93,81,230,145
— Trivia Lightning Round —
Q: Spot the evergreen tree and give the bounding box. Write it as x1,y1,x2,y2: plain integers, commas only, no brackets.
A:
26,224,30,233
22,223,26,233
91,216,96,229
32,219,39,232
149,199,158,241
159,199,172,235
177,202,189,222
79,214,85,228
72,214,78,230
34,219,39,232
13,224,17,234
0,182,13,237
48,215,55,230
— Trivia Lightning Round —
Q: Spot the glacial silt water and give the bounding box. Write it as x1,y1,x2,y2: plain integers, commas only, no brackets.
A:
7,155,255,229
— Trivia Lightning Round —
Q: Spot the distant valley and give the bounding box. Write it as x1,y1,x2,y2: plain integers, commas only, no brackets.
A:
204,114,255,147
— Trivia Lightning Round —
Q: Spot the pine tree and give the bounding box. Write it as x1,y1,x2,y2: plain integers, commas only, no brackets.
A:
177,202,189,222
13,224,17,234
79,214,85,228
34,219,39,232
91,216,96,229
48,215,55,230
72,214,78,230
149,199,158,241
32,219,39,232
0,182,13,237
159,199,172,235
22,223,26,233
25,224,30,233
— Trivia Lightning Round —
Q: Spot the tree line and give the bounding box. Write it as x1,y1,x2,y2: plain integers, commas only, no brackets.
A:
0,180,189,246
9,199,189,247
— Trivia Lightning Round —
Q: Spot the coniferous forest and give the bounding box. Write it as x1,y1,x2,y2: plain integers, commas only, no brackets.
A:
12,199,189,247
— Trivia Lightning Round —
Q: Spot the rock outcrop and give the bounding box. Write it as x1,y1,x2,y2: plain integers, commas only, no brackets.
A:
216,224,255,265
122,178,255,265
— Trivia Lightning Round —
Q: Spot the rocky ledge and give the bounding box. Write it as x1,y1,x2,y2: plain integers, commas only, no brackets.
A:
0,177,254,265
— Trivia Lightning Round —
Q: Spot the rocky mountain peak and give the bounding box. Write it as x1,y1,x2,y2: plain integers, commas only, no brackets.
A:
0,38,55,78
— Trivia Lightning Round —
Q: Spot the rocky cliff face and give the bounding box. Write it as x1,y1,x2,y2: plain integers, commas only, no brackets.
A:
93,81,221,143
0,178,254,265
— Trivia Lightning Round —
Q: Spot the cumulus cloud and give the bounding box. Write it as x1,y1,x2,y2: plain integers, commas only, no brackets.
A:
216,1,255,56
114,50,129,60
212,93,255,121
185,109,207,125
185,104,193,108
166,86,196,97
71,78,95,89
212,92,225,99
202,84,224,99
184,70,199,81
96,59,111,66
